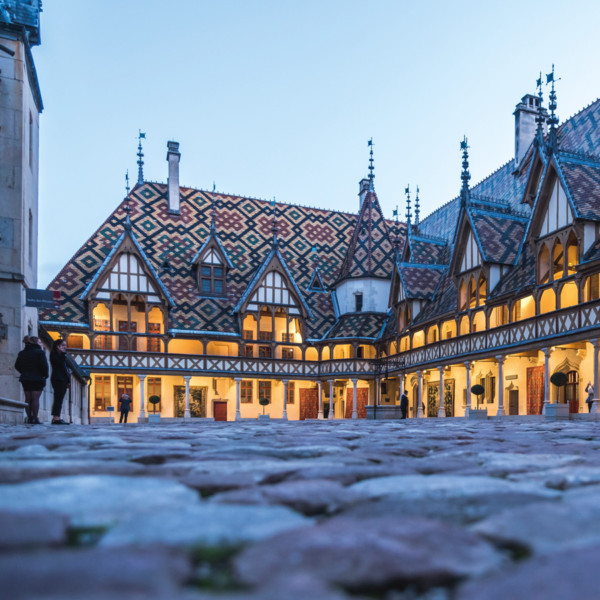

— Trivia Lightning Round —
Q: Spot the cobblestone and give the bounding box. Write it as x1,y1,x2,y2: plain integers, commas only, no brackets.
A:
0,418,599,599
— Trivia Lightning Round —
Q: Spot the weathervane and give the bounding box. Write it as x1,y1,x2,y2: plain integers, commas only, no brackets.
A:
368,138,375,187
125,170,130,196
137,130,146,185
460,136,470,207
546,64,560,151
534,71,545,148
405,184,412,230
414,185,420,229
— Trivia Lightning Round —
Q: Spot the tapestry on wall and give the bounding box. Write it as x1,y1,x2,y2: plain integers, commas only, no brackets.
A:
344,387,368,419
174,386,207,418
527,366,544,415
299,388,318,420
426,379,455,417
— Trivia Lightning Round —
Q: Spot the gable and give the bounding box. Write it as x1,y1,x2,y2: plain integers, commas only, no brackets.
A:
460,229,483,273
95,252,161,302
539,177,573,236
248,270,301,314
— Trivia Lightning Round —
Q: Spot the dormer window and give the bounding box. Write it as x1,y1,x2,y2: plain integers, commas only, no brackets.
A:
198,248,227,296
355,292,363,312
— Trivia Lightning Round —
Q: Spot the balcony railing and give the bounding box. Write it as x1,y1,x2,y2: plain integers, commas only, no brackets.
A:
68,299,600,378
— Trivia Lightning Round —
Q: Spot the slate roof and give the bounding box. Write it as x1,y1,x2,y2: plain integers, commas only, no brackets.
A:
412,273,457,326
557,155,600,221
407,232,450,265
323,312,389,341
399,264,445,299
488,243,536,300
556,99,600,155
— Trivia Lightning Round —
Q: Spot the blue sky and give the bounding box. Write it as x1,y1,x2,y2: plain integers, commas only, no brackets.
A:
36,0,600,285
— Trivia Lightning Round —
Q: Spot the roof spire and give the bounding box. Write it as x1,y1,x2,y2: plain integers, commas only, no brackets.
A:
137,130,146,185
414,185,420,230
460,136,471,207
546,64,560,152
367,138,375,190
405,184,412,231
392,204,401,257
125,170,130,196
211,182,217,231
271,197,279,245
534,72,545,148
124,193,132,232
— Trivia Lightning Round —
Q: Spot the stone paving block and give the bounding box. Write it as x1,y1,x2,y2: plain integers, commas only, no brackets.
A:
233,516,505,593
0,509,68,549
0,547,191,599
507,465,600,490
100,504,310,548
455,545,600,600
0,475,201,527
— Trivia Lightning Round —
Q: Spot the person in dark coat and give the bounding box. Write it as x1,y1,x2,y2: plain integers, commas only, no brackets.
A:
400,391,409,419
119,393,133,423
15,336,49,424
50,339,71,425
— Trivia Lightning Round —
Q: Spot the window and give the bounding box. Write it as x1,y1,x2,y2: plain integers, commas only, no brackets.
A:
94,376,111,411
585,273,600,302
259,331,273,341
241,380,253,403
243,330,254,340
200,264,225,295
355,293,363,312
281,332,294,342
356,346,364,358
287,381,295,404
258,381,271,402
118,320,137,351
459,280,467,311
93,319,112,350
259,345,272,358
566,232,579,275
147,322,160,352
117,376,133,400
282,347,294,360
67,335,84,349
244,345,254,358
148,377,161,413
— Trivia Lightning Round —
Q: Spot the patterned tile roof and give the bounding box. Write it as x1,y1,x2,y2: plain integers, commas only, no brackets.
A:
323,312,389,341
582,236,600,265
418,199,460,242
488,243,536,300
41,184,372,337
557,157,600,221
338,189,397,281
399,265,445,299
412,273,457,325
407,232,450,265
556,98,600,155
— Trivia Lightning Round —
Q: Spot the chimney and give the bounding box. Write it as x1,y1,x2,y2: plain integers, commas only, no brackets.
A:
167,141,181,213
358,178,370,210
514,94,546,167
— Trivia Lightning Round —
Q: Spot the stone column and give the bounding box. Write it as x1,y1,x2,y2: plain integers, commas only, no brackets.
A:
464,361,471,417
183,375,191,420
542,348,551,416
592,339,599,414
496,355,505,417
417,371,424,418
328,379,335,420
234,377,242,421
282,379,289,421
317,381,324,419
351,378,358,419
138,374,146,422
438,366,446,418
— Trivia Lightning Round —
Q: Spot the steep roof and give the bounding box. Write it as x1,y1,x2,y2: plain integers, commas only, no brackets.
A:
557,154,600,221
398,264,445,299
337,188,396,282
322,312,389,342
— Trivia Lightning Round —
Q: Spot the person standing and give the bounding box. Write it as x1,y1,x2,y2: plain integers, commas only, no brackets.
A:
15,336,49,425
400,390,409,419
585,382,595,413
50,339,71,425
119,392,133,423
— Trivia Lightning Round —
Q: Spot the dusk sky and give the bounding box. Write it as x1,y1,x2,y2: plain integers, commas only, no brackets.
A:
36,0,600,286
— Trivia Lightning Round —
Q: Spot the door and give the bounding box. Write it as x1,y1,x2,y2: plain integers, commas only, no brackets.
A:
299,388,318,420
565,370,579,413
527,366,544,415
508,390,519,415
213,401,228,422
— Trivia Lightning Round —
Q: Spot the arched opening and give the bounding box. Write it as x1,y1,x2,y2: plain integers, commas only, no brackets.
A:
489,305,508,328
206,341,237,356
584,273,600,302
566,232,579,276
539,288,556,314
147,306,164,352
471,310,486,333
459,315,470,336
333,344,350,359
565,370,579,413
258,307,273,341
242,314,257,340
168,338,203,354
412,330,425,348
92,303,112,350
426,326,438,344
321,346,331,361
538,244,550,284
400,336,410,352
468,276,477,309
513,295,535,321
552,239,564,280
66,333,90,350
459,280,467,311
441,320,456,339
305,347,318,361
560,281,578,308
478,274,487,305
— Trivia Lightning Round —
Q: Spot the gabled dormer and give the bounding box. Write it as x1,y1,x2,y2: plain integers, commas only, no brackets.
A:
192,228,233,297
307,267,327,292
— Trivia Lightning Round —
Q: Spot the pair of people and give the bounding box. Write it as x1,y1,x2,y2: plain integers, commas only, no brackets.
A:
15,337,71,425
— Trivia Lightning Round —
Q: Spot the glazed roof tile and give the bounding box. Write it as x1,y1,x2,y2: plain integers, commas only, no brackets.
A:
323,312,389,341
399,264,445,299
557,157,600,221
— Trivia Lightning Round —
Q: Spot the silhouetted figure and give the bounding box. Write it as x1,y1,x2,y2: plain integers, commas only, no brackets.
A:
400,391,409,419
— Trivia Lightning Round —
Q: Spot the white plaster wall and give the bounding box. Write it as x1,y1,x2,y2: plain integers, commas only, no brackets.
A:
335,278,391,315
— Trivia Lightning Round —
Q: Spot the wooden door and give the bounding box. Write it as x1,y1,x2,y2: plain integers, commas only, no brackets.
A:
213,401,228,422
527,366,544,415
565,371,579,413
508,390,519,415
299,388,318,420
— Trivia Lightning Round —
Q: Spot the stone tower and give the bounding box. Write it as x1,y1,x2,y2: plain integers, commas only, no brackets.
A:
0,0,43,418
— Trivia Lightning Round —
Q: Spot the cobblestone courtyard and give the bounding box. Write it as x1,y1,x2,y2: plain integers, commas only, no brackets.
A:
1,418,600,599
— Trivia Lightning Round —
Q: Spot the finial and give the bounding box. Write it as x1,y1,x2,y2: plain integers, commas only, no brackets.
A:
534,72,545,148
368,138,375,189
460,136,470,207
271,197,278,245
405,185,412,231
124,194,132,232
546,64,560,151
137,130,146,185
210,182,217,231
125,170,130,196
414,185,420,229
392,205,401,255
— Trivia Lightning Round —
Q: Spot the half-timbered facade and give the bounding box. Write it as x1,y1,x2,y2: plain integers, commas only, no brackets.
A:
41,89,600,422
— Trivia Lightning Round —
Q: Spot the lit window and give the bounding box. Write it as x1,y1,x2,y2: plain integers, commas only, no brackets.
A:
241,380,253,403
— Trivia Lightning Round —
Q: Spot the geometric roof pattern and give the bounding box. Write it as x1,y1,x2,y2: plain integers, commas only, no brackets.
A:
398,264,445,299
558,156,600,221
323,312,389,341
